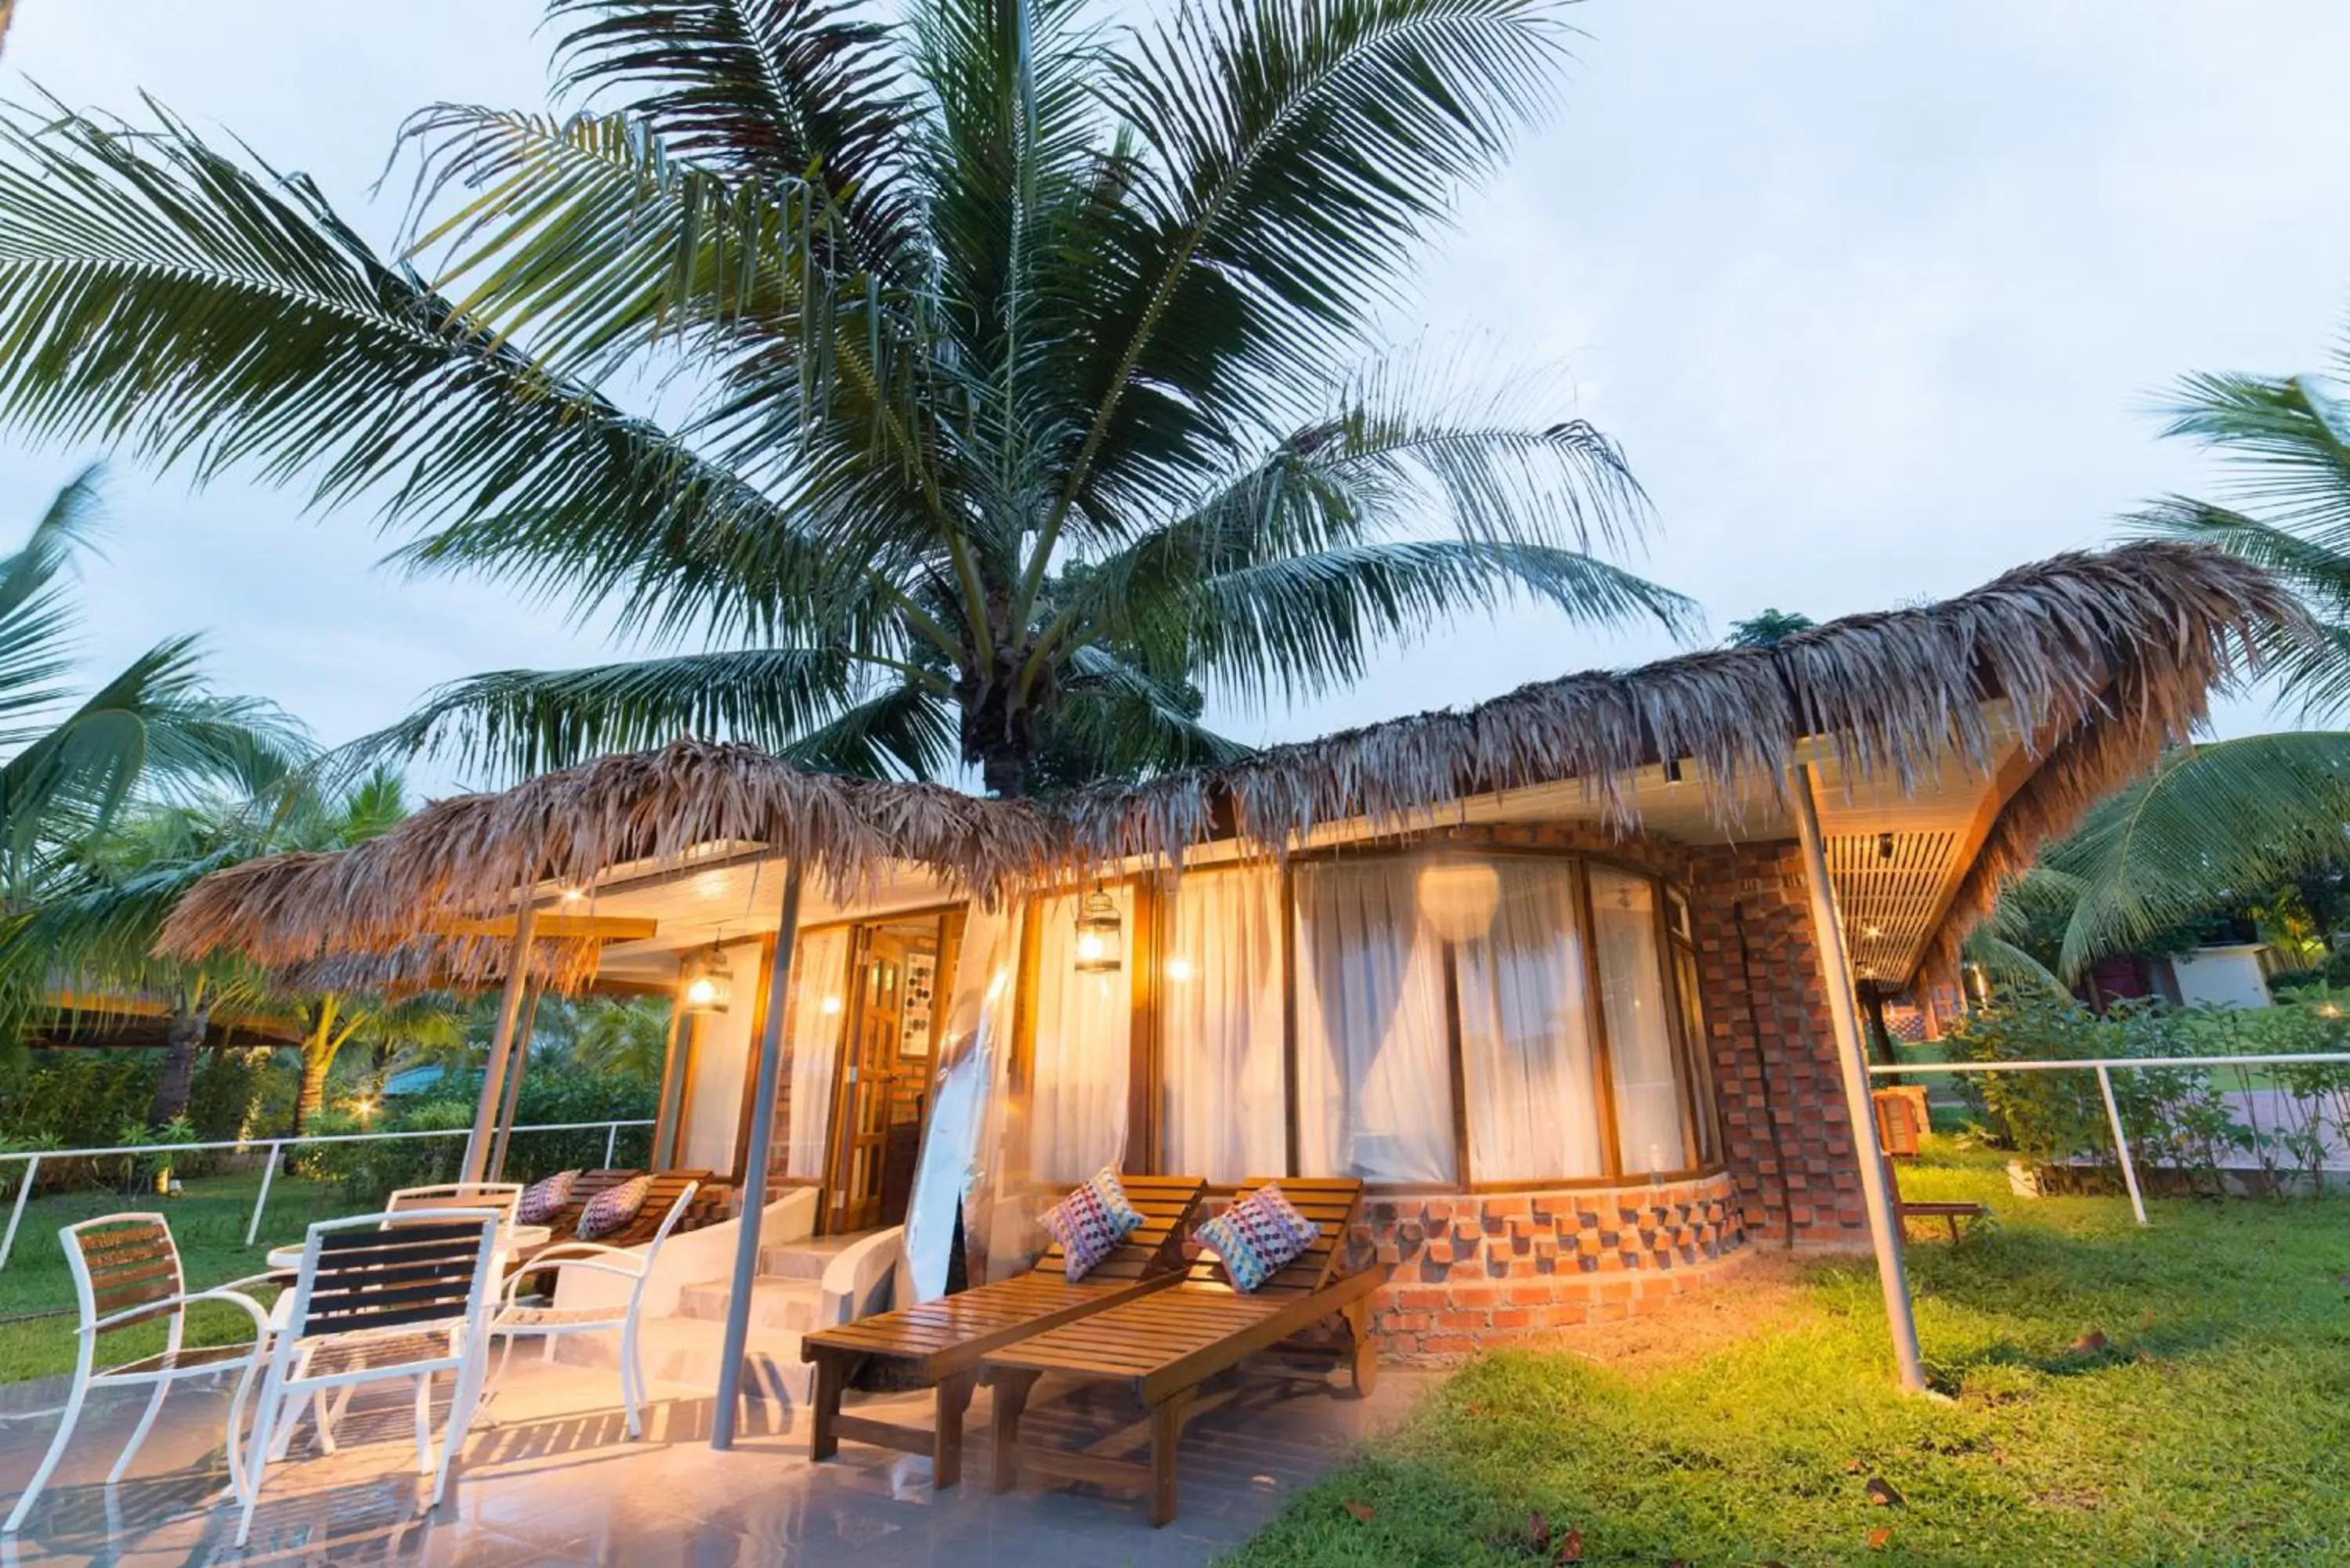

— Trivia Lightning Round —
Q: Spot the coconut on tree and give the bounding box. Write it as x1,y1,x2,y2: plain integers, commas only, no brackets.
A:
0,0,1696,797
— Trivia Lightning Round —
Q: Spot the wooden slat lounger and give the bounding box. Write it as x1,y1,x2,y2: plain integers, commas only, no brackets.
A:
800,1173,1207,1488
979,1176,1392,1526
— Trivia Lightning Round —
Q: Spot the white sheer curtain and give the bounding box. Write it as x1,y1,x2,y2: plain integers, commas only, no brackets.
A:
1161,868,1287,1183
1293,861,1455,1183
1454,860,1606,1181
1025,887,1133,1184
1590,866,1689,1173
781,926,851,1180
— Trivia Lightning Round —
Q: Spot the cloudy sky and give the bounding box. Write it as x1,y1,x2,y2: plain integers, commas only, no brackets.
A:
5,0,2348,790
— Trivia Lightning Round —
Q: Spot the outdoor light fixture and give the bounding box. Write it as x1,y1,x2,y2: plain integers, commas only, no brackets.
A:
678,946,732,1013
559,885,587,905
1878,832,1896,861
1164,956,1195,982
1418,858,1501,943
1072,890,1125,973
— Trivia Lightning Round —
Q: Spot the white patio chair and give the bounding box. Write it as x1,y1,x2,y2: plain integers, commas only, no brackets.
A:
487,1180,700,1438
234,1209,500,1547
3,1213,273,1535
385,1182,524,1229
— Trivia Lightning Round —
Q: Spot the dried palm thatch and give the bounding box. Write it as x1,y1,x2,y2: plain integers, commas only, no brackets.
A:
1061,542,2308,982
158,743,1070,987
161,543,2301,993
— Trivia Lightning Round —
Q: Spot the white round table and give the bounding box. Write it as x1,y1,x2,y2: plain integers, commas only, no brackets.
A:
266,1223,551,1274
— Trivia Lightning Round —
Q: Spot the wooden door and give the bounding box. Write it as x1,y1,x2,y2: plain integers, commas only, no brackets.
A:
824,913,952,1234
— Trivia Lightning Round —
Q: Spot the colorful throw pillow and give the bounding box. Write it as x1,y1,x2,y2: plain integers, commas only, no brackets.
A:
1039,1167,1145,1281
517,1169,579,1226
1193,1183,1318,1293
576,1174,651,1241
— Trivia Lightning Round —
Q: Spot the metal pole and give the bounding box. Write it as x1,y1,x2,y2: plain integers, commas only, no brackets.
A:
604,1122,620,1167
712,863,803,1451
0,1154,38,1270
1790,762,1929,1393
462,900,540,1184
2095,1064,2149,1227
488,983,543,1181
245,1143,280,1247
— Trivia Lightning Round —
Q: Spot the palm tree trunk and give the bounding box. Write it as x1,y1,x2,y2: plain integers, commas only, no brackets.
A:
148,999,209,1125
292,1049,332,1136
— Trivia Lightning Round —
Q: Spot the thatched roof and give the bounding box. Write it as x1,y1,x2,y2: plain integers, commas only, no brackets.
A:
158,542,2303,992
158,745,1069,984
1059,541,2305,981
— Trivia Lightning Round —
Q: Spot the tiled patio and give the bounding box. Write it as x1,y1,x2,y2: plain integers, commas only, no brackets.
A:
0,1352,1425,1566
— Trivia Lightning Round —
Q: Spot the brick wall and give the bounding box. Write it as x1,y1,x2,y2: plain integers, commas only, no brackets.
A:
1685,839,1868,1248
1350,1174,1744,1357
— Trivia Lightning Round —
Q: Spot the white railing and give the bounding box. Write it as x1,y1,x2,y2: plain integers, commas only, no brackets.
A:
0,1118,653,1272
1870,1053,2350,1227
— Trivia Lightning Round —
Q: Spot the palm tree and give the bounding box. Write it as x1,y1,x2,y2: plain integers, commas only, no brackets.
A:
565,997,673,1088
1976,341,2350,978
1725,609,1815,649
0,0,1695,797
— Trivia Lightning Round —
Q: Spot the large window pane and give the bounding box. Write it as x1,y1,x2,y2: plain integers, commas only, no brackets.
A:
776,925,851,1181
1161,868,1289,1183
1590,866,1690,1173
1294,861,1455,1183
1455,861,1607,1181
1025,887,1133,1184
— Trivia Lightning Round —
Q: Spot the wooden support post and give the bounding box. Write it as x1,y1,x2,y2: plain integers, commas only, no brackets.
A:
1788,762,1929,1393
1148,1389,1192,1527
488,982,542,1180
649,1006,689,1169
461,900,538,1185
808,1349,845,1462
933,1369,977,1489
989,1367,1039,1494
711,863,804,1451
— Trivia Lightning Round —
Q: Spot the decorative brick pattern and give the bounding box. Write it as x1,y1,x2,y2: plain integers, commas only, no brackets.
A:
1347,1174,1745,1356
1685,839,1868,1248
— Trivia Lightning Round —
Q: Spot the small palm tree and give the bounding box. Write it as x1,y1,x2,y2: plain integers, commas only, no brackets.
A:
0,0,1696,797
566,998,673,1088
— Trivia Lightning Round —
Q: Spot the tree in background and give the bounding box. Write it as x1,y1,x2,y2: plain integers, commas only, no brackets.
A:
1725,608,1815,648
0,0,1695,798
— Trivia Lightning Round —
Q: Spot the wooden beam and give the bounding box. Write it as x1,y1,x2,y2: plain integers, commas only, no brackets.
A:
437,914,660,941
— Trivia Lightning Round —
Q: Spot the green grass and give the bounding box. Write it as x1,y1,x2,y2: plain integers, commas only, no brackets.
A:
0,1171,345,1386
1225,1144,2350,1566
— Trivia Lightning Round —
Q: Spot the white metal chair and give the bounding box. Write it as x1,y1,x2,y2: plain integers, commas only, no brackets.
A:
3,1214,273,1535
234,1209,500,1547
488,1180,699,1438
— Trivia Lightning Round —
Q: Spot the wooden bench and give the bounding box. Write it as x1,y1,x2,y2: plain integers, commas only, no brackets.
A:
979,1176,1390,1526
1874,1096,1987,1241
801,1174,1206,1490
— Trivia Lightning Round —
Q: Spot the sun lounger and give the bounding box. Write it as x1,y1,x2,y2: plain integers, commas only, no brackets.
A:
801,1173,1207,1489
979,1176,1390,1526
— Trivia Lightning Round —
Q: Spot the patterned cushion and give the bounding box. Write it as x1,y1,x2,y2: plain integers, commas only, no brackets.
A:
576,1174,651,1241
517,1169,579,1226
1039,1168,1145,1281
1194,1183,1318,1293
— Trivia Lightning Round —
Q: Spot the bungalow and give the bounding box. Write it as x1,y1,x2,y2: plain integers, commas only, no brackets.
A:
157,542,2295,1400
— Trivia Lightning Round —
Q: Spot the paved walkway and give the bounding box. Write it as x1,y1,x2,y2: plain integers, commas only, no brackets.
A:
0,1353,1423,1566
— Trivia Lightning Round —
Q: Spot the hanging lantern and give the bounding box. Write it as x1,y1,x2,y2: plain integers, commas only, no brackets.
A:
1072,890,1124,974
678,946,732,1013
1417,857,1501,943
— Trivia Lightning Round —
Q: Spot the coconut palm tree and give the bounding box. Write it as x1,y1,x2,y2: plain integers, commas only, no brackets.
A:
1978,341,2350,977
0,0,1695,797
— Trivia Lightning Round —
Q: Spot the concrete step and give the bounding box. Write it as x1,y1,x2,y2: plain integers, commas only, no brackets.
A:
552,1315,813,1407
674,1276,826,1332
759,1243,837,1281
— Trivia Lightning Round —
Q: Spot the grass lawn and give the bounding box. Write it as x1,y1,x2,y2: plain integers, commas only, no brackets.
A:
0,1171,345,1386
1226,1143,2350,1566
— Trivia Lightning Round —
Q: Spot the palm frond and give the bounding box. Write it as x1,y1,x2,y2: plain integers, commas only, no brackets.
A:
2048,734,2350,979
0,465,107,741
2157,370,2350,548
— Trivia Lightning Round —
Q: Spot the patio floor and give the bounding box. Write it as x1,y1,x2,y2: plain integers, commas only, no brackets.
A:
0,1349,1424,1566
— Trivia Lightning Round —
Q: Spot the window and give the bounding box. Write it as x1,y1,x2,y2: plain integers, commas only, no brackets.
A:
1160,867,1288,1183
1589,866,1690,1175
1454,859,1608,1181
1292,860,1457,1183
1023,887,1133,1184
773,926,851,1182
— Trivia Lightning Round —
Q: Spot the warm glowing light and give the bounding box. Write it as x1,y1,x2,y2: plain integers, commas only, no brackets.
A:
1863,925,1883,939
559,886,587,905
1072,890,1124,974
2323,1003,2342,1019
1417,858,1500,943
685,976,721,1007
678,946,732,1013
819,995,844,1015
351,1097,377,1119
1165,956,1195,982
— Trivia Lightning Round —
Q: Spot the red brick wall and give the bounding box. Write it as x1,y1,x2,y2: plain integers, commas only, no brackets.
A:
1350,1174,1744,1356
1685,839,1868,1248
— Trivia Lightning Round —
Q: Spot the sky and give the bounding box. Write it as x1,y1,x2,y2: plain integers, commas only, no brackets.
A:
5,0,2349,792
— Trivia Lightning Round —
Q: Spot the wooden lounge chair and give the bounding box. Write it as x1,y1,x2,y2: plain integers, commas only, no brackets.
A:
512,1169,732,1270
801,1173,1208,1489
979,1176,1390,1526
1874,1095,1987,1241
